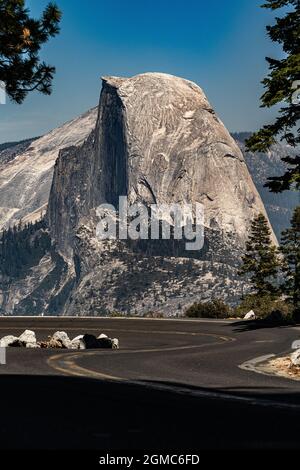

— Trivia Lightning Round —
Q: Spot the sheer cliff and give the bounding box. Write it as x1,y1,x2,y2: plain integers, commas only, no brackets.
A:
48,73,276,258
0,73,283,315
46,73,275,315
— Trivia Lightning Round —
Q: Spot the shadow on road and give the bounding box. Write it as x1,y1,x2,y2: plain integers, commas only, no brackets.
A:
1,374,300,450
229,319,298,333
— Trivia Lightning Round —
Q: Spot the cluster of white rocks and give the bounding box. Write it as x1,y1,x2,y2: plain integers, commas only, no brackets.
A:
0,330,119,350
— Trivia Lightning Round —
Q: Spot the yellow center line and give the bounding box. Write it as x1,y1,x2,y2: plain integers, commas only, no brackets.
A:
47,332,235,381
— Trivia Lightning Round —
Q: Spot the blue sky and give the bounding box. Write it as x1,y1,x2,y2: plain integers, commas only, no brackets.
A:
0,0,283,143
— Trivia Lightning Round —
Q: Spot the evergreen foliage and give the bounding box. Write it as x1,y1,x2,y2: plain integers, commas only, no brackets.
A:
239,213,280,296
246,0,300,192
280,206,300,311
0,0,61,103
235,293,293,319
0,219,51,278
185,299,231,319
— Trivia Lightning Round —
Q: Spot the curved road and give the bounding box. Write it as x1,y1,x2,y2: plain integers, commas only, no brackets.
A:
0,317,300,449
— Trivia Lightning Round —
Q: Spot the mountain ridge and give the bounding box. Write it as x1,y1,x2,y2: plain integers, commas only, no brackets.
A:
0,73,297,316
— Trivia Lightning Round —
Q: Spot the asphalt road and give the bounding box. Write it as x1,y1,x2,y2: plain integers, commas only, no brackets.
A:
0,316,300,450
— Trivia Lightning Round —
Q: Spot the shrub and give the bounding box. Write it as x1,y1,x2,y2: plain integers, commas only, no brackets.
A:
185,299,232,319
235,294,293,320
144,311,164,318
109,311,126,317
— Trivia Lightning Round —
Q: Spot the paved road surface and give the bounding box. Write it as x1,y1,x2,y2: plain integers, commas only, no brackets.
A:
0,317,300,449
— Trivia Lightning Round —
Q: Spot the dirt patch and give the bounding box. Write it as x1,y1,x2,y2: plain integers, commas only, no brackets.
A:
260,356,300,381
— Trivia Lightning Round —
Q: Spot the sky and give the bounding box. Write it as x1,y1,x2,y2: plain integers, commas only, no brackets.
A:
0,0,284,143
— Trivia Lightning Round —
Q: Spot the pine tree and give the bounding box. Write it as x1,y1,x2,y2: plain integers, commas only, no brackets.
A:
0,0,62,103
280,206,300,313
0,218,51,278
240,213,280,296
246,0,300,192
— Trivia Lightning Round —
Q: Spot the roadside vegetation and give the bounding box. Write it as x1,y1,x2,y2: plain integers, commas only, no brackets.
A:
185,207,300,322
238,208,300,321
186,0,300,323
185,300,232,319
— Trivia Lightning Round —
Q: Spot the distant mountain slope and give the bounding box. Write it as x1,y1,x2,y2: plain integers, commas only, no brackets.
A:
0,108,98,229
0,137,38,152
0,137,39,165
232,132,299,239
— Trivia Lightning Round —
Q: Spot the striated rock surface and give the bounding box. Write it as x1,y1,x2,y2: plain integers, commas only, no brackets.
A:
49,73,276,258
0,73,280,316
0,108,97,230
45,73,276,315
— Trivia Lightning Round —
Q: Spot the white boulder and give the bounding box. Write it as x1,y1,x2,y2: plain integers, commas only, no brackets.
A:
0,335,20,347
291,340,300,350
111,338,119,349
81,334,120,349
70,335,85,350
19,330,37,347
98,333,119,348
25,342,41,349
244,310,256,320
49,331,72,349
0,330,119,350
290,349,300,366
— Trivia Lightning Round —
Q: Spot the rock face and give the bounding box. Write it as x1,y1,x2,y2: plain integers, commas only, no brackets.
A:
0,108,97,230
0,102,294,240
45,73,275,315
0,73,279,315
48,73,276,258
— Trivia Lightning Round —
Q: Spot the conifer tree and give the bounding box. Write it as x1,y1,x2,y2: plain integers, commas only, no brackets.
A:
280,206,300,313
0,0,61,103
246,0,300,192
240,213,280,296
